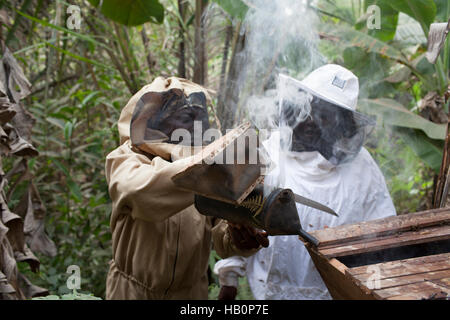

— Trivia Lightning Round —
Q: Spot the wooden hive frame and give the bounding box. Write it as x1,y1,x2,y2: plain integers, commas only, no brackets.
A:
303,208,450,300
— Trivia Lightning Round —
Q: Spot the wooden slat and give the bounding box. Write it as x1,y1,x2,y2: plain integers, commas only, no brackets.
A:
311,208,450,247
319,225,450,258
347,253,450,276
305,245,376,300
352,265,450,282
429,277,450,289
353,269,450,291
374,281,450,300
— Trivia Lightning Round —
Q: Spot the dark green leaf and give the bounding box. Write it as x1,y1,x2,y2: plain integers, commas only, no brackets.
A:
356,0,399,41
88,0,165,26
359,98,446,140
318,22,410,65
67,179,82,203
395,127,443,172
212,0,248,20
434,0,449,22
388,0,436,34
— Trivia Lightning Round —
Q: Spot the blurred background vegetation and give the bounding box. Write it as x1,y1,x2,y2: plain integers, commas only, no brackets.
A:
0,0,448,299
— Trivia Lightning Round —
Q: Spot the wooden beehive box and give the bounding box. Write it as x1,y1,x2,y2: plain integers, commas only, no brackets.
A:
304,208,450,300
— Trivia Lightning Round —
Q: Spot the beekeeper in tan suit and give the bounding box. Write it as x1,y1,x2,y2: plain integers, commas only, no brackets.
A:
105,76,268,300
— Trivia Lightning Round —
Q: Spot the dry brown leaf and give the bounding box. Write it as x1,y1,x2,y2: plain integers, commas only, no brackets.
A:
0,45,51,300
22,184,56,257
2,124,38,157
0,97,16,125
426,20,450,64
9,102,36,141
0,270,17,300
17,272,48,299
419,91,448,124
14,244,40,273
0,238,24,299
0,193,25,252
0,125,10,155
0,48,31,103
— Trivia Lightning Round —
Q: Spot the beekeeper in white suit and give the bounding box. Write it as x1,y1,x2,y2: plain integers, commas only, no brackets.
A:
214,64,397,300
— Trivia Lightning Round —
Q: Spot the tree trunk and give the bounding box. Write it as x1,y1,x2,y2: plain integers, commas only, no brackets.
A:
177,0,186,78
217,21,233,113
217,23,246,132
140,25,155,78
193,0,208,85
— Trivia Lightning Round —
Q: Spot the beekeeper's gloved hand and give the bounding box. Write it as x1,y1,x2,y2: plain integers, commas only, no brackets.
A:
228,223,269,250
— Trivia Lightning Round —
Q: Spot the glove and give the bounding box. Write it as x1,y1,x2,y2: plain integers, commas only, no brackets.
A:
218,285,237,300
228,223,269,251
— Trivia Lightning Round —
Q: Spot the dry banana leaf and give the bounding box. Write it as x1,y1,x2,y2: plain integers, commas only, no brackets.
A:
0,238,24,299
0,270,16,299
15,244,40,273
0,193,25,253
2,123,38,157
0,125,10,155
9,102,36,142
426,19,450,64
0,97,16,125
21,183,56,257
0,45,49,300
17,272,48,299
0,48,31,103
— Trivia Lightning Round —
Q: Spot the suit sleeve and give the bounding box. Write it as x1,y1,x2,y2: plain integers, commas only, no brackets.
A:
213,255,248,287
105,142,195,223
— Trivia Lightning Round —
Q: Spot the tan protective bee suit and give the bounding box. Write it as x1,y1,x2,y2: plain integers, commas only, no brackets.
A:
105,77,254,300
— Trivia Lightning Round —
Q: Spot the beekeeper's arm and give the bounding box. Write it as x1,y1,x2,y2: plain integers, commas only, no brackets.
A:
106,142,271,255
213,255,249,300
105,142,196,222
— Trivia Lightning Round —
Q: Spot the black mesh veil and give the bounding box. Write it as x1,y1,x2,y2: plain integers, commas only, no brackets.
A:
278,74,375,165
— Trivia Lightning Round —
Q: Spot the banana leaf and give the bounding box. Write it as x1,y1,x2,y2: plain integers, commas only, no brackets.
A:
388,0,437,34
212,0,249,20
395,127,444,172
88,0,164,26
356,0,399,42
359,98,446,140
318,22,410,66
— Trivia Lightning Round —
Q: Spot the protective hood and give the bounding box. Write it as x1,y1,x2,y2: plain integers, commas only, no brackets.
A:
278,72,375,166
118,77,212,160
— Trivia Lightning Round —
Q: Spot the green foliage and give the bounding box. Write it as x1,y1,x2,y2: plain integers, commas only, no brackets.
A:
318,0,448,192
32,289,102,300
434,0,450,22
13,81,124,297
388,0,436,34
212,0,248,20
395,127,444,173
357,0,399,41
318,22,410,65
359,98,446,140
88,0,165,25
366,127,435,214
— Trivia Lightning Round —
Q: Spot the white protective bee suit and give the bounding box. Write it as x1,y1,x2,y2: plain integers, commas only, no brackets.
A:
213,64,397,300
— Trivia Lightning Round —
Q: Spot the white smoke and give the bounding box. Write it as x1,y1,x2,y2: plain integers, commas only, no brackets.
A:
234,0,324,192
